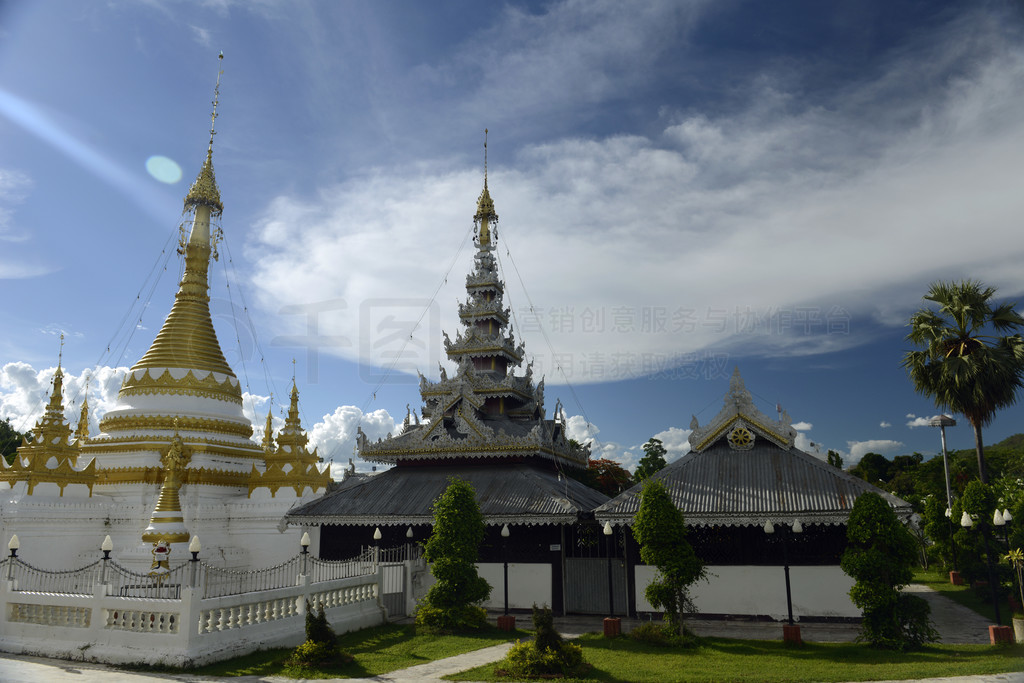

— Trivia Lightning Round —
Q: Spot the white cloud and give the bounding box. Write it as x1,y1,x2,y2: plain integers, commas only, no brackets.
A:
907,415,941,428
247,11,1024,383
189,25,212,47
0,363,128,436
650,427,692,462
880,421,892,428
308,405,396,474
0,168,31,242
846,439,904,466
791,421,812,431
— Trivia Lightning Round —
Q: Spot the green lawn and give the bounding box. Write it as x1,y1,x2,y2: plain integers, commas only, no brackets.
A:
913,566,1017,623
176,622,522,679
446,633,1024,683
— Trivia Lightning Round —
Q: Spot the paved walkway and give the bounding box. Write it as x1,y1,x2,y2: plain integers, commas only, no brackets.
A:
0,585,1018,683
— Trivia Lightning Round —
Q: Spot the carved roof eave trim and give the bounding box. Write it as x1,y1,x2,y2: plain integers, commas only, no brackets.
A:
359,447,587,469
284,513,581,527
596,507,913,529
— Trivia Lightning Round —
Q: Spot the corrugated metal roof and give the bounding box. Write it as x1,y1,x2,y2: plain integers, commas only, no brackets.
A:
287,463,609,526
596,440,911,527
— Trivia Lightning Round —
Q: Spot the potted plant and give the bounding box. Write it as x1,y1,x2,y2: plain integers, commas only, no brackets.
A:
1006,549,1024,644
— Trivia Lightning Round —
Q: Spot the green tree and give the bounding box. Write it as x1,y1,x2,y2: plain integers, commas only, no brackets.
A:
850,452,892,485
1,418,28,465
416,478,491,631
902,280,1024,484
635,438,668,481
841,492,937,649
826,450,844,469
631,479,705,636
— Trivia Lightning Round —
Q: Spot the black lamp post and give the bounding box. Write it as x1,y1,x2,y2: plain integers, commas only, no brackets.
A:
603,521,615,617
961,511,1002,626
7,534,19,582
300,530,311,576
764,519,803,626
501,524,510,617
188,535,201,588
994,509,1012,550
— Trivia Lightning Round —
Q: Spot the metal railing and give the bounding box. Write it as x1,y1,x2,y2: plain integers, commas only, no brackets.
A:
5,557,102,595
201,555,301,599
107,560,187,599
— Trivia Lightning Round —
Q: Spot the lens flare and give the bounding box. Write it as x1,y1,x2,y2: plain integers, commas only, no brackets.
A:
145,156,182,184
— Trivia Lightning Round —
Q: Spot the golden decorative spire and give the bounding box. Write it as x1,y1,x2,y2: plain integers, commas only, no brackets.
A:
183,53,224,216
261,398,275,453
250,379,328,497
123,52,239,401
142,422,191,545
474,129,498,248
74,376,90,442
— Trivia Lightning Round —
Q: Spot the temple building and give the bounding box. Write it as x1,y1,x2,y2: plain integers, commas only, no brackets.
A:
595,368,912,621
287,155,608,613
0,69,330,571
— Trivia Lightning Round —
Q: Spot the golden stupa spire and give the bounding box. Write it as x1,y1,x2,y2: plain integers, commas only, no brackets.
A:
261,395,275,453
74,374,90,442
123,53,238,398
142,421,191,546
474,128,498,248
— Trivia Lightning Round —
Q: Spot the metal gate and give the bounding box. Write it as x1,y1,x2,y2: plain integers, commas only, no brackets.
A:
381,563,407,618
564,558,627,615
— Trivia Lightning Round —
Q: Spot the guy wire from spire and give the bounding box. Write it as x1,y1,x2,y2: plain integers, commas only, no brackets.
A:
496,237,592,431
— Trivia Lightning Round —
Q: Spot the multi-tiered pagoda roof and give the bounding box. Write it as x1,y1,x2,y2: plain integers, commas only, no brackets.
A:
289,159,605,528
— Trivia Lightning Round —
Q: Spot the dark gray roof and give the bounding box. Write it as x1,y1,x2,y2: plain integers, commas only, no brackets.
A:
596,440,912,527
287,463,609,526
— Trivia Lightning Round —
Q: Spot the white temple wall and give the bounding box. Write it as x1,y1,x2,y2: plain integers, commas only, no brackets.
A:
477,562,553,610
634,564,858,620
410,562,553,612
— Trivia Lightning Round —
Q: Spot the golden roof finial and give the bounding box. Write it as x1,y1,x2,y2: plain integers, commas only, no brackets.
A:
184,52,224,216
474,128,498,248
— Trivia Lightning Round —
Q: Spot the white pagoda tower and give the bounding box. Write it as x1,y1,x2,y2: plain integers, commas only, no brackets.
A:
0,62,329,570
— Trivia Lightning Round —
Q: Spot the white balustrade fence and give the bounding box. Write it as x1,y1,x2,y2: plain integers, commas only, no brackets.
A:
0,545,406,667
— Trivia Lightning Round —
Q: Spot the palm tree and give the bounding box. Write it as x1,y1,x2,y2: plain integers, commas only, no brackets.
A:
902,280,1024,483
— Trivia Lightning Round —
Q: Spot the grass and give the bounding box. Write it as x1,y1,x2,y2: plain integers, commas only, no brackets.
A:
913,566,1017,623
173,622,522,679
446,633,1024,683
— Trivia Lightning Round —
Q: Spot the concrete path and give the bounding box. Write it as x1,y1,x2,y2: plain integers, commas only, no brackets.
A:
0,586,1019,683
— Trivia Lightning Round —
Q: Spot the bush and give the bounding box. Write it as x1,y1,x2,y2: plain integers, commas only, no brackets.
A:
417,479,491,632
305,599,335,644
628,622,699,648
414,604,488,633
498,640,585,679
496,605,588,679
287,639,353,669
842,492,938,650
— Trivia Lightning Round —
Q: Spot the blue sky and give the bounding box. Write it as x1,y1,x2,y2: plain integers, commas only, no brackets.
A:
2,0,1024,475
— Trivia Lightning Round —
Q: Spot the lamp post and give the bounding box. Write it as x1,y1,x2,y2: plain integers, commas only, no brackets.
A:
602,521,621,637
765,519,803,644
373,527,382,567
930,416,963,580
300,531,311,577
994,509,1011,550
188,535,201,588
497,524,515,631
406,526,414,561
7,534,19,581
100,535,113,585
961,511,1002,627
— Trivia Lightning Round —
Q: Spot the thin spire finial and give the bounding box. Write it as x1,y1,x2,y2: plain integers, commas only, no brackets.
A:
209,52,224,153
58,333,65,368
483,128,488,188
